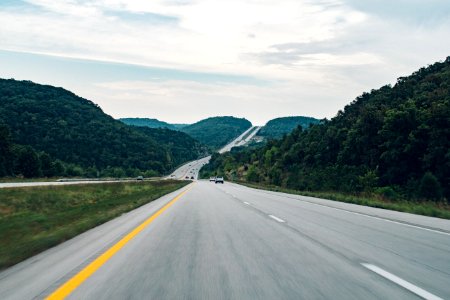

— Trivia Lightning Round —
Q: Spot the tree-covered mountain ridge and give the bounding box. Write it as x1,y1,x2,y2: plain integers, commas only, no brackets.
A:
119,118,188,130
202,56,450,202
179,116,252,149
258,116,320,139
119,116,254,149
0,79,207,178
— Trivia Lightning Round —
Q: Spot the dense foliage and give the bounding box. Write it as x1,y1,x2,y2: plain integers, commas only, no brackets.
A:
119,118,188,130
0,79,207,178
180,116,252,149
202,57,450,202
258,116,320,139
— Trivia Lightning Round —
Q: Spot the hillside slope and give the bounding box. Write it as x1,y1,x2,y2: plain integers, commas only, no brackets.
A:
180,116,252,149
203,57,450,201
119,118,188,130
0,79,205,177
258,116,320,139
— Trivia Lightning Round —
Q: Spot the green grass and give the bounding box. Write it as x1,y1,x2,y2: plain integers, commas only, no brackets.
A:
236,181,450,220
0,180,189,269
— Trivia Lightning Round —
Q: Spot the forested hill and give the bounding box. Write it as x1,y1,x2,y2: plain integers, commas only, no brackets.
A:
119,118,188,130
203,57,450,201
180,116,252,149
0,79,206,178
258,116,320,139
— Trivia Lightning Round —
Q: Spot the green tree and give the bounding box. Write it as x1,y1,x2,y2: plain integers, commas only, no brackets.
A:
246,165,259,182
0,124,12,176
418,172,442,201
15,146,41,178
51,160,65,176
358,170,379,193
39,152,54,177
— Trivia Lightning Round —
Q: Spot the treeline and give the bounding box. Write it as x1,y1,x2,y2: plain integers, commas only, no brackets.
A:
202,57,450,202
0,79,207,178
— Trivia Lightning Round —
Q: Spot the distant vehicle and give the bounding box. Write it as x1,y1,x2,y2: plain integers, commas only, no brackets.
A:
209,177,216,182
215,177,224,184
170,174,175,177
185,176,189,179
136,176,144,181
191,176,194,179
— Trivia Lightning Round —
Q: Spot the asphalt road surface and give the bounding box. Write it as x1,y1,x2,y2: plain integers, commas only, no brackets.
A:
1,181,449,299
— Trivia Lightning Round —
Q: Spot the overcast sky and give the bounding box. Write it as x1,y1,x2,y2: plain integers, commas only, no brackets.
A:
1,0,449,125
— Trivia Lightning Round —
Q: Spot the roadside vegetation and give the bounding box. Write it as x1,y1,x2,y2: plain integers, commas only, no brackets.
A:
201,57,450,215
0,180,189,269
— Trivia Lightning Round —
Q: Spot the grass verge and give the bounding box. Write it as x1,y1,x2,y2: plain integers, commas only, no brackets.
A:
0,180,189,269
235,181,450,220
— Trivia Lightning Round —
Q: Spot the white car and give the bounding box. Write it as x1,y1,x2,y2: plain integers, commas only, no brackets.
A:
215,177,224,184
209,177,216,182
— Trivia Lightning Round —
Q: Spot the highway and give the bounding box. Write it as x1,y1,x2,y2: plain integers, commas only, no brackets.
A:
234,126,261,147
0,181,449,299
218,126,258,154
168,126,259,180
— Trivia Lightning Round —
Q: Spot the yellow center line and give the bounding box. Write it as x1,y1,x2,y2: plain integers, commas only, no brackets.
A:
46,183,195,300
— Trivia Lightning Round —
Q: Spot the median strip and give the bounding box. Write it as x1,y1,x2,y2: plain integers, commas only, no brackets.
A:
45,184,194,300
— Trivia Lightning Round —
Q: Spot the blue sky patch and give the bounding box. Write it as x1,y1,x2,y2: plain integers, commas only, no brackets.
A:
0,50,267,86
105,10,180,24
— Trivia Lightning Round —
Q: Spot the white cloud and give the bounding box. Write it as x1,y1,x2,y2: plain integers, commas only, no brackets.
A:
0,0,449,123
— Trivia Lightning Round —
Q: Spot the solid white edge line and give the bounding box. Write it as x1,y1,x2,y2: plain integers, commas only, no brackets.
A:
234,183,450,236
269,215,285,223
258,189,450,236
316,203,450,236
362,264,443,300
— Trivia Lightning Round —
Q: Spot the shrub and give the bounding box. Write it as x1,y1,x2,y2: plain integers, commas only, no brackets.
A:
418,172,442,201
375,186,397,199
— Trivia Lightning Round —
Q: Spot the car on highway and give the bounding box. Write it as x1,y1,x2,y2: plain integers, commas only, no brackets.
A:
191,176,194,179
215,177,224,184
136,176,143,181
209,177,216,182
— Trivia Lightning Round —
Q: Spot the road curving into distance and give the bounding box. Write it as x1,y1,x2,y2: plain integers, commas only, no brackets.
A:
0,181,448,299
168,125,260,180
